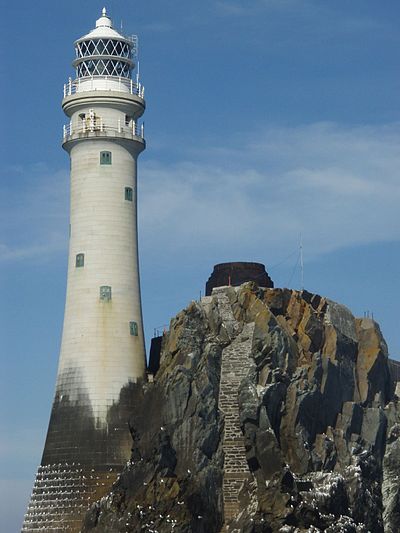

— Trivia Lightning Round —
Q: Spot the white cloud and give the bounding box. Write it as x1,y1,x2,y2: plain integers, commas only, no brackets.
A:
142,21,173,33
0,166,69,263
139,122,400,261
214,1,383,38
216,0,301,15
2,122,399,265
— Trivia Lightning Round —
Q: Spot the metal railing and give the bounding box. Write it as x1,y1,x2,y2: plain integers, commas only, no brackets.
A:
63,118,145,141
63,76,145,98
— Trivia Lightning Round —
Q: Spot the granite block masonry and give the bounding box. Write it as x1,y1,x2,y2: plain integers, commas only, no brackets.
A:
23,9,147,532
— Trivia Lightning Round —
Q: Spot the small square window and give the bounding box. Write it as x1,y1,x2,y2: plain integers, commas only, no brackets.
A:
76,253,84,267
125,187,133,201
100,151,112,165
129,321,138,336
100,286,112,301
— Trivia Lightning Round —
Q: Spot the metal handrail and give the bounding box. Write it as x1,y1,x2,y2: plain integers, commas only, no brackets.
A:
63,76,145,98
63,118,145,141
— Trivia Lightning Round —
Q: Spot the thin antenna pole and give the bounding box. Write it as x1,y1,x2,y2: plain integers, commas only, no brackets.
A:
300,234,304,291
136,60,140,86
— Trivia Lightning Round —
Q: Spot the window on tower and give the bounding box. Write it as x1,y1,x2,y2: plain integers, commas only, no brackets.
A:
130,321,138,336
125,187,133,201
100,286,112,301
75,253,85,267
100,151,112,165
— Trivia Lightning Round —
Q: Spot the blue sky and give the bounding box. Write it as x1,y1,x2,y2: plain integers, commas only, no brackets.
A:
1,0,400,529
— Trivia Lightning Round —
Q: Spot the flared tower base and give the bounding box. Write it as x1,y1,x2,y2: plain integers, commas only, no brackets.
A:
22,381,141,532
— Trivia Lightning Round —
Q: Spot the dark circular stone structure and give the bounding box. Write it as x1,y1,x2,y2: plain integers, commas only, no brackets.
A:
205,262,274,296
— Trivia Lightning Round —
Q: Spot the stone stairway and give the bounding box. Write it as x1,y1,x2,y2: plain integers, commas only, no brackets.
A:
214,288,255,532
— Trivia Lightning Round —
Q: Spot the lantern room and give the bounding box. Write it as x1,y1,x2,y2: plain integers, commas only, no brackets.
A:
73,8,136,79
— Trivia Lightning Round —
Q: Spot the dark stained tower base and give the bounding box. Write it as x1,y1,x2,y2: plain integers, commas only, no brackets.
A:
205,262,274,296
22,381,140,532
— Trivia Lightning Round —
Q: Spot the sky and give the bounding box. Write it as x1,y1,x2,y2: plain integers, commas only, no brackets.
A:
1,0,400,530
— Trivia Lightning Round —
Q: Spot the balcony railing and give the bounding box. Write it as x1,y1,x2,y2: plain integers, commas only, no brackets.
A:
63,76,145,98
63,118,145,142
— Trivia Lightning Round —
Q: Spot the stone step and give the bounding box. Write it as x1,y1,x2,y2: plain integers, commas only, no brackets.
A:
215,290,255,532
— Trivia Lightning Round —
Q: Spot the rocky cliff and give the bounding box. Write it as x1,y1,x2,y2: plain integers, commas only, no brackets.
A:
82,284,400,533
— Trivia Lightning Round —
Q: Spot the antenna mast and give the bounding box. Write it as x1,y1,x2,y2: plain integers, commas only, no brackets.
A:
300,234,304,290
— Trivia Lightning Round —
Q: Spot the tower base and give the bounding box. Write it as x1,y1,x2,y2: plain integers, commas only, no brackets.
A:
22,381,142,532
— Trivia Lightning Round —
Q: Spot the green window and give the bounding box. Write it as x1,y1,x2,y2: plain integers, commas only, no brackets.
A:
76,253,84,267
130,321,138,336
100,151,112,165
125,187,133,201
100,286,112,301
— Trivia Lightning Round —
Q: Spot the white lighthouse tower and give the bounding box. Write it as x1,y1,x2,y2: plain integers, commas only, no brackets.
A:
23,9,147,532
59,5,146,425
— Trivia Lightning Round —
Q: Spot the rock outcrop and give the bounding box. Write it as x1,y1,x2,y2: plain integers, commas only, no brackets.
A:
82,284,400,533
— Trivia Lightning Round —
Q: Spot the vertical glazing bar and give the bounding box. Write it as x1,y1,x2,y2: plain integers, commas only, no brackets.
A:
118,119,121,133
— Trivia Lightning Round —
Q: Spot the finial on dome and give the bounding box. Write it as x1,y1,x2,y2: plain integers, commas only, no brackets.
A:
95,7,112,29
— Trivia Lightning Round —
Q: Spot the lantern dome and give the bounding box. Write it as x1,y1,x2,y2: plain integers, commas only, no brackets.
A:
73,7,136,79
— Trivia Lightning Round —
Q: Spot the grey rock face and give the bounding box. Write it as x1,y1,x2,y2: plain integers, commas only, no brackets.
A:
82,285,400,533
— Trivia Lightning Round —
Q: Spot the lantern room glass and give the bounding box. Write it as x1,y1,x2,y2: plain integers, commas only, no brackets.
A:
75,38,133,79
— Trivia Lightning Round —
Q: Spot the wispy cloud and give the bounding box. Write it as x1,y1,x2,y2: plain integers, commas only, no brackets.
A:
0,166,69,263
139,122,400,261
215,0,383,36
2,122,399,266
216,0,301,15
142,21,173,33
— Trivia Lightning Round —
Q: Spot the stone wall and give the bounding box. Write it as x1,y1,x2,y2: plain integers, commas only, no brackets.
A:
205,262,273,296
214,288,255,529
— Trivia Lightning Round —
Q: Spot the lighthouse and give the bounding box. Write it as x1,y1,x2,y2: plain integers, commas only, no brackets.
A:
23,9,146,531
